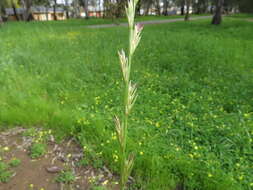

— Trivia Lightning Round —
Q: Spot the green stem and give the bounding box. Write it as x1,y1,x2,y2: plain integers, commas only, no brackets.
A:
120,17,135,190
120,81,128,190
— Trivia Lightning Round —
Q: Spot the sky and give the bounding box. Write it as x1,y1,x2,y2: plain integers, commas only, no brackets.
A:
57,0,103,7
57,0,73,4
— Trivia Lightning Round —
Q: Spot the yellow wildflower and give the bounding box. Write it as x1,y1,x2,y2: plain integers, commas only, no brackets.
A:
102,180,109,186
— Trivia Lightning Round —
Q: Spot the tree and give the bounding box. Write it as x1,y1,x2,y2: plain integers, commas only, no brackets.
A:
0,1,5,24
0,0,10,23
143,0,152,15
21,0,33,21
136,0,142,15
172,0,186,15
154,0,161,15
53,0,57,20
223,0,239,14
115,0,127,18
72,0,81,18
11,0,20,21
64,0,70,19
239,0,253,13
80,0,89,19
193,0,209,14
34,0,50,20
163,0,169,15
0,6,3,25
212,0,224,25
184,0,190,21
103,0,129,19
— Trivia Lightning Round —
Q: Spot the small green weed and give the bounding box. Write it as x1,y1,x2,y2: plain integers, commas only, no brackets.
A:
79,144,103,169
29,143,47,159
0,161,12,183
22,128,37,137
56,170,75,184
23,128,51,143
78,158,89,167
9,158,21,167
90,186,109,190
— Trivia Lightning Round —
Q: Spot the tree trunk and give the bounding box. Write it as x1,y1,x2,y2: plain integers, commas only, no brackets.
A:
100,0,103,17
0,5,5,24
163,0,168,16
103,0,108,18
64,0,69,19
0,15,3,25
136,0,142,16
144,1,151,15
116,0,127,18
184,0,190,21
181,0,185,15
82,0,89,19
195,1,201,14
72,0,80,18
0,7,3,26
115,0,121,18
65,6,69,19
46,5,49,21
210,4,214,14
12,2,20,21
212,0,223,25
66,10,69,19
155,0,161,15
53,0,57,20
203,0,209,13
21,0,33,21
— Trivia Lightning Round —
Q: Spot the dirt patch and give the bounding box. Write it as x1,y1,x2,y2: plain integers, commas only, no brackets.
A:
246,19,253,22
0,127,118,190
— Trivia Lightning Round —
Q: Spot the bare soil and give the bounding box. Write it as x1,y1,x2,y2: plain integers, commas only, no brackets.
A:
0,127,118,190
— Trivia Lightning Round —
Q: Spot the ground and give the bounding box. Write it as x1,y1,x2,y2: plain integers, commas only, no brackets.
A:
0,128,118,190
0,14,253,190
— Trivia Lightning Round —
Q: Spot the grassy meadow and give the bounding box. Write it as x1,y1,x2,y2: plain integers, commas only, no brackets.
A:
0,17,253,189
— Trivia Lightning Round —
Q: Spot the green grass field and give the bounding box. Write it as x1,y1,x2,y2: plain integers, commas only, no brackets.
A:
228,13,253,19
0,17,253,190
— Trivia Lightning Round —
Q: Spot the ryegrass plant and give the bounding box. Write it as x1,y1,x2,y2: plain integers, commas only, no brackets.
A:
114,0,143,189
